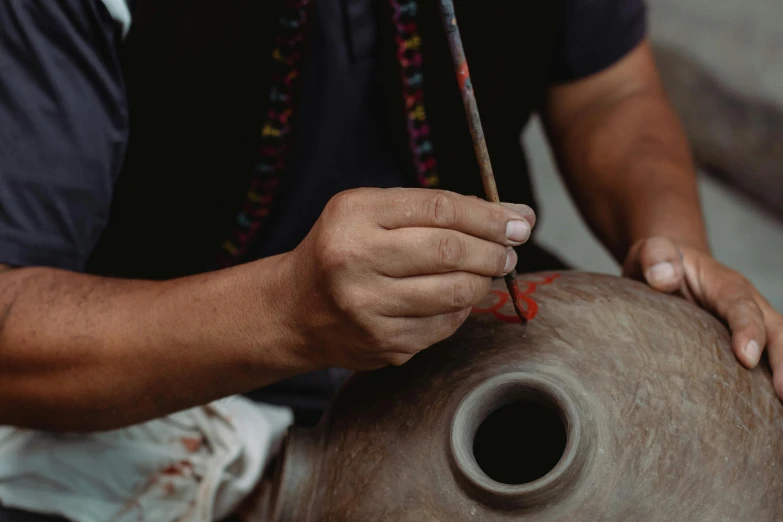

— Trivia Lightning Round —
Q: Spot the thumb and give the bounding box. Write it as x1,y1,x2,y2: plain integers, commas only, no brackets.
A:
501,202,537,229
622,237,684,294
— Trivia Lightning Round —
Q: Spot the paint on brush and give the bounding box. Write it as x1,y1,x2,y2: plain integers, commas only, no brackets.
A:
438,0,528,322
506,273,527,322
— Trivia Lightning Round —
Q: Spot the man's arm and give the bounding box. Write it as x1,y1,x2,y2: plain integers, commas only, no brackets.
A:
0,257,310,432
0,0,287,431
0,191,536,432
0,2,537,432
543,39,783,399
544,40,708,261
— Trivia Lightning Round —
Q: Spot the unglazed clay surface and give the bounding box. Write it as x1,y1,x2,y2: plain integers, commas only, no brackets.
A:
261,272,783,521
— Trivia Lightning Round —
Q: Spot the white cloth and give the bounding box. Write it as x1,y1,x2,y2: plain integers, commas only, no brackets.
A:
0,397,292,522
100,0,132,37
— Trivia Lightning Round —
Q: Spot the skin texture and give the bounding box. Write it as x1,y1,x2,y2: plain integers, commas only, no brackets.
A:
0,190,533,431
543,39,783,400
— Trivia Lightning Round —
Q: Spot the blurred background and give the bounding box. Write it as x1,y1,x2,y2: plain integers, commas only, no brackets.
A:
528,0,783,311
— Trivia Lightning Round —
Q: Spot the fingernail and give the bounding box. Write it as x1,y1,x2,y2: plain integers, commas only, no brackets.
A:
504,249,518,273
744,340,761,365
506,220,530,243
646,262,675,286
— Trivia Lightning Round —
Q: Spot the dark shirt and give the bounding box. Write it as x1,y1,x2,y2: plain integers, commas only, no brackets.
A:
0,0,646,421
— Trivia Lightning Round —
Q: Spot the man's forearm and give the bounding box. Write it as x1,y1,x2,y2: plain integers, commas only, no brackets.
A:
545,42,710,262
0,255,313,431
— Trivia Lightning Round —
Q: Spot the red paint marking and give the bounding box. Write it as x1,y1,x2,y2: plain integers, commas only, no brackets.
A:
161,464,181,476
181,437,203,453
160,460,193,476
472,274,561,323
457,60,470,91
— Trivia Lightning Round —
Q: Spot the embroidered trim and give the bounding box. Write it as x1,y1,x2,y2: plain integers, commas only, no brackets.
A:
219,0,313,266
221,0,439,266
389,0,439,188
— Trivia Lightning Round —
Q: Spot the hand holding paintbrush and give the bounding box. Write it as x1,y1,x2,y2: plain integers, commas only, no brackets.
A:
437,0,528,322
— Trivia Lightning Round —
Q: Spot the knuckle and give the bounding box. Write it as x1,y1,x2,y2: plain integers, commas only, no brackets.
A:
736,273,754,289
489,207,508,235
495,246,510,274
746,297,764,316
330,285,354,313
725,295,763,325
331,285,367,316
450,277,477,310
365,330,387,350
319,239,361,272
489,206,506,223
723,296,745,314
644,236,669,250
449,308,471,330
319,243,347,271
641,239,678,265
722,268,752,290
428,312,466,343
426,191,459,228
517,204,536,225
477,274,492,295
326,188,376,219
327,190,355,214
437,233,467,270
735,293,760,311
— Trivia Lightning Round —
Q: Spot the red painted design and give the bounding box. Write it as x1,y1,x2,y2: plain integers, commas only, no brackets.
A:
472,274,561,323
457,60,470,91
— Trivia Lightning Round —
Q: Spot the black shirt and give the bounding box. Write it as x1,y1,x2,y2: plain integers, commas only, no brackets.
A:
0,0,646,420
0,0,647,272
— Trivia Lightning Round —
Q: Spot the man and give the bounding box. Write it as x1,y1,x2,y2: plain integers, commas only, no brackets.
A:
0,0,781,517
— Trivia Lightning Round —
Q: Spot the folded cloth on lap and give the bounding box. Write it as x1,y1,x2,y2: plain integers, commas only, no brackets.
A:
0,397,292,522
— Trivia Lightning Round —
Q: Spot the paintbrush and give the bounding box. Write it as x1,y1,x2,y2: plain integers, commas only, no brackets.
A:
437,0,527,322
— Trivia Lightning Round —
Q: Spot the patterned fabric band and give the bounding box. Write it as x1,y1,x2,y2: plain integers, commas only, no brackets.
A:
220,0,439,266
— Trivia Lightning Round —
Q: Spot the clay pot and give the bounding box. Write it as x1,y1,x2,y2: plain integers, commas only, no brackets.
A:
259,272,783,521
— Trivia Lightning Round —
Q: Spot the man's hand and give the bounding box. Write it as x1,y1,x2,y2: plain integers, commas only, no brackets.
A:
543,41,783,400
0,188,532,431
280,188,535,370
624,237,783,400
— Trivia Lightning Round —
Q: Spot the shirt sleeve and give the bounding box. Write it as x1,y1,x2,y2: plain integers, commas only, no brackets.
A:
0,0,129,271
551,0,648,84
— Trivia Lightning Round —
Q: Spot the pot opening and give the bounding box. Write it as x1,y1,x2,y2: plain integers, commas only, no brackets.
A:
450,372,591,509
472,398,567,485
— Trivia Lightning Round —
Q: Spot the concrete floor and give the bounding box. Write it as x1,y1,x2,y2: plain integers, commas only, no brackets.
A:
523,117,783,312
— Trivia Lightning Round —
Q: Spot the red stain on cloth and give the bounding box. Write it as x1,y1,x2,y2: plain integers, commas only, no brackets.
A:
181,437,203,453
